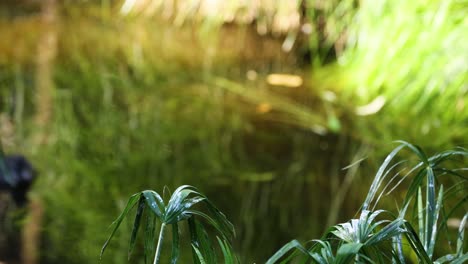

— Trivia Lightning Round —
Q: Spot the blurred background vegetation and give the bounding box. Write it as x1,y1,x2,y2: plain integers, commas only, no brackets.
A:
0,0,466,263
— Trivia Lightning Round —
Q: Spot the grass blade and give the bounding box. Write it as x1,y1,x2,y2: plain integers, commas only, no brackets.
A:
434,254,455,263
188,210,234,242
129,196,145,259
418,187,425,245
393,235,406,264
144,210,157,264
403,168,427,212
366,218,405,245
335,243,363,264
216,236,237,264
266,240,314,264
452,253,468,264
456,213,468,257
188,217,217,264
395,141,429,165
170,222,180,264
428,185,444,258
363,144,405,211
403,221,432,263
192,245,207,264
425,167,436,257
100,193,141,259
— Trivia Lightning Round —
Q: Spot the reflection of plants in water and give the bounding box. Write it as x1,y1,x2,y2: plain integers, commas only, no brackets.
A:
0,0,466,263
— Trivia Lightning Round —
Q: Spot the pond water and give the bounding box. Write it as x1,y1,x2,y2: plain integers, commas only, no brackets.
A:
0,2,466,263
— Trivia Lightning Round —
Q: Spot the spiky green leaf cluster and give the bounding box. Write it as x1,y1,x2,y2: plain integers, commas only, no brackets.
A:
267,141,467,263
100,185,237,264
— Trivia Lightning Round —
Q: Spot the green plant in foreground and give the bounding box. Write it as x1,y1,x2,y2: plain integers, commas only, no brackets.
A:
101,142,466,263
267,141,467,263
100,185,237,264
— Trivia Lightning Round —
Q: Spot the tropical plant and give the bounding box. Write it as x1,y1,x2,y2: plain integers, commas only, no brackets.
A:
100,185,237,264
267,141,467,263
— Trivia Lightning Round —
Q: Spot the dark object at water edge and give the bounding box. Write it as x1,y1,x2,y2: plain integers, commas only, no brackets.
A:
0,155,36,206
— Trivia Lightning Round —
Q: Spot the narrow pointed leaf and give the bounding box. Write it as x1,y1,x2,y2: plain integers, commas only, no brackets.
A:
456,213,468,257
266,240,314,264
192,245,207,264
366,218,405,245
101,193,141,259
203,201,236,239
418,187,425,244
434,254,455,263
428,185,444,257
403,168,427,210
142,190,165,219
452,253,468,264
188,210,234,242
128,196,145,259
170,222,180,264
188,217,217,264
403,221,432,263
395,141,429,165
393,235,406,264
363,144,405,211
425,166,436,257
217,236,237,264
335,243,363,264
144,210,157,264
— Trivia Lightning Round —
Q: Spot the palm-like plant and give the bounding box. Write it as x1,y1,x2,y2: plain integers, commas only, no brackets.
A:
267,141,467,263
100,185,237,264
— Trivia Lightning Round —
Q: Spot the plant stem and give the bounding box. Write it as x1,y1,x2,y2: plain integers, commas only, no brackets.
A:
153,223,166,264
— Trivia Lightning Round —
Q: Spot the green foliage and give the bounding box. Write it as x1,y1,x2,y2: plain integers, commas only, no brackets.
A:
333,0,468,147
267,141,467,263
1,1,466,263
100,185,237,264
